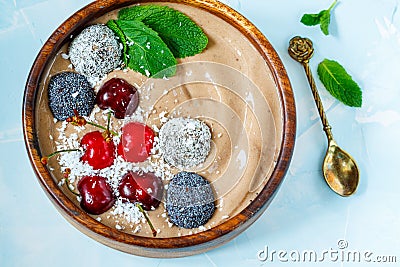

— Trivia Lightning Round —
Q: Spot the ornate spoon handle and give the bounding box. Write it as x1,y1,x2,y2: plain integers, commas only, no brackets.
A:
288,36,334,141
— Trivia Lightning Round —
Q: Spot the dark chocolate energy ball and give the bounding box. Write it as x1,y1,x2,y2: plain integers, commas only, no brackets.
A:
166,172,215,229
48,72,95,121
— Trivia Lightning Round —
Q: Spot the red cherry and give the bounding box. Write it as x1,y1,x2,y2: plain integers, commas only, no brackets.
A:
118,171,163,210
96,78,139,119
77,175,115,215
81,131,115,169
117,122,155,163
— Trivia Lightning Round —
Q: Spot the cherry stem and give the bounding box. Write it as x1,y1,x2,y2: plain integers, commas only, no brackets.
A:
65,177,80,197
41,149,80,164
136,203,157,237
86,121,118,136
107,112,111,133
70,109,118,136
47,149,80,159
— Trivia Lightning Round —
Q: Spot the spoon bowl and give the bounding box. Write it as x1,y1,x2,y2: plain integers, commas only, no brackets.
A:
323,140,359,196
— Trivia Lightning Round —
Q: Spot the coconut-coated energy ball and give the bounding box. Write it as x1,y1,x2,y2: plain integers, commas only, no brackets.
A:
69,24,122,81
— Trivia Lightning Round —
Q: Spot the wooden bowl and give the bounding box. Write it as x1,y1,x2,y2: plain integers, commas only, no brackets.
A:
23,0,295,258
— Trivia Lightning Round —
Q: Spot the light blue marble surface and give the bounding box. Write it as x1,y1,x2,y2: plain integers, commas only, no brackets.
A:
1,0,399,266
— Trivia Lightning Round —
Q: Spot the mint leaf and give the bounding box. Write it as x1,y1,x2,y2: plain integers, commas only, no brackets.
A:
319,10,331,35
106,20,128,65
300,13,323,26
300,0,337,35
107,19,176,78
119,5,208,58
317,59,362,107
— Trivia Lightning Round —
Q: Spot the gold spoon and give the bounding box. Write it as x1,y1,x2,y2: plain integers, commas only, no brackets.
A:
288,36,359,196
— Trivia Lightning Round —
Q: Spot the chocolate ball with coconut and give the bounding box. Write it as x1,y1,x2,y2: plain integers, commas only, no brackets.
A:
69,24,122,83
158,118,211,169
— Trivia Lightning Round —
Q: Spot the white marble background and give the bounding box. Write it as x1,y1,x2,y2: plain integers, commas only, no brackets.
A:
0,0,399,266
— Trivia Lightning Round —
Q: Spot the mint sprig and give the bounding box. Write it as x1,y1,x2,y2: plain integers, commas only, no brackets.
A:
317,59,362,107
107,19,176,78
301,0,337,35
298,1,362,107
106,4,208,78
119,5,208,58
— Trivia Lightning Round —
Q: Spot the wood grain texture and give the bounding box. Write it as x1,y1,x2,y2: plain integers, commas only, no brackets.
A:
23,0,296,257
